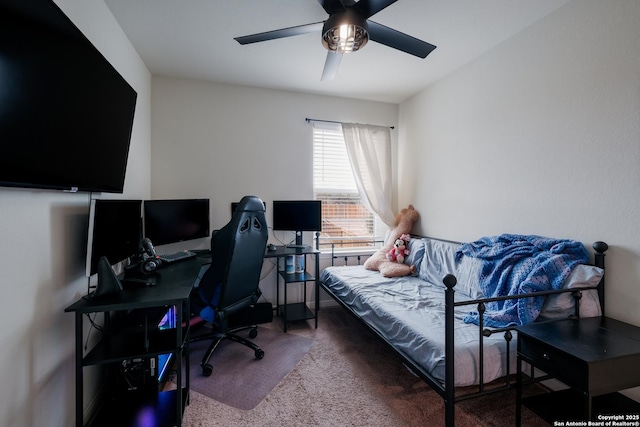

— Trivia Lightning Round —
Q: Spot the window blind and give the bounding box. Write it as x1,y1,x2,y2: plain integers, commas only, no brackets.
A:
312,124,376,247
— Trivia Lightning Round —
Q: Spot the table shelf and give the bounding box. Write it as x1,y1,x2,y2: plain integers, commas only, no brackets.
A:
265,245,320,332
87,388,188,427
83,327,188,366
279,302,315,322
522,389,640,423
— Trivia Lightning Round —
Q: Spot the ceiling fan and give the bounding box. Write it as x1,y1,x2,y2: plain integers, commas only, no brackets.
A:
234,0,436,81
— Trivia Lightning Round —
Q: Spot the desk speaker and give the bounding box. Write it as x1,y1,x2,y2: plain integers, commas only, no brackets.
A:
94,256,123,297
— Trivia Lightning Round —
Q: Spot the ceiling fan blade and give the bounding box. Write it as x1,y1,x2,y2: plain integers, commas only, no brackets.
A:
235,22,324,45
367,20,436,58
321,51,343,81
316,0,346,15
352,0,398,19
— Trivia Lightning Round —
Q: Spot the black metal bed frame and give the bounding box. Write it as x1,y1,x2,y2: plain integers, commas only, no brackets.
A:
318,236,609,427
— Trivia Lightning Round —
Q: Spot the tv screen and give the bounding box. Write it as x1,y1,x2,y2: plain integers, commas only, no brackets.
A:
0,0,137,193
86,199,142,277
272,200,322,232
144,199,210,246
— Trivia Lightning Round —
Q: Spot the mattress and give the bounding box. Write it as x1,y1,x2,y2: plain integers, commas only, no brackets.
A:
320,265,516,387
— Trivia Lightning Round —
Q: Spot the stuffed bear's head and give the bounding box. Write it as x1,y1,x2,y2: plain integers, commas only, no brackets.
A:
396,205,419,227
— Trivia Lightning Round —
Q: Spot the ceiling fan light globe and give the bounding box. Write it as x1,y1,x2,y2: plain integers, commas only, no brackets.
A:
322,11,369,54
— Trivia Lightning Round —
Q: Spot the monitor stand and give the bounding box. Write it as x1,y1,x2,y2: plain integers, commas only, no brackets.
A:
286,231,307,248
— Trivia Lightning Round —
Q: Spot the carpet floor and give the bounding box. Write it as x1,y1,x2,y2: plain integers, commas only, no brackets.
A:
180,307,551,426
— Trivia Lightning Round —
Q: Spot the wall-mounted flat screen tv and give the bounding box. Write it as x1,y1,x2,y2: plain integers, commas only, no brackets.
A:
0,0,137,193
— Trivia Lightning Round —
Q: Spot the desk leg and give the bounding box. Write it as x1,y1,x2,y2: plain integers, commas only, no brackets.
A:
184,300,190,407
583,392,592,421
176,303,183,427
75,312,83,427
283,272,288,333
276,261,280,318
314,253,319,328
516,355,522,427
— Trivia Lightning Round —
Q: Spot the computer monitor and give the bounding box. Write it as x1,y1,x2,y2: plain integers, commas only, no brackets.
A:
143,199,210,246
272,200,322,246
85,199,142,277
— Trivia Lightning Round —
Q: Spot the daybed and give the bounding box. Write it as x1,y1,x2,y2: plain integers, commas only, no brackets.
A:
319,235,608,427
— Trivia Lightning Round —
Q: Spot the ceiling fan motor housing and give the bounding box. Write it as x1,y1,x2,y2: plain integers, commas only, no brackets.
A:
322,10,369,53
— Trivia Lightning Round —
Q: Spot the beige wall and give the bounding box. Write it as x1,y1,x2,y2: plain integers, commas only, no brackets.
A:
150,77,398,304
0,1,152,426
399,0,640,400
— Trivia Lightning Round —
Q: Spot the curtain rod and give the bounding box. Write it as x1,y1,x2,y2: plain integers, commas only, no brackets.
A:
305,117,394,129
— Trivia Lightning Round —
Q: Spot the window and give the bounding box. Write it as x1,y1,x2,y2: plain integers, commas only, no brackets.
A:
312,124,381,250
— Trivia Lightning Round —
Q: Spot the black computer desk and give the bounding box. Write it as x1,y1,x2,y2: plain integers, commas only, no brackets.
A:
65,255,210,427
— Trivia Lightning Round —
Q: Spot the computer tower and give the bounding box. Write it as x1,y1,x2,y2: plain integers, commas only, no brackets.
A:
228,302,273,328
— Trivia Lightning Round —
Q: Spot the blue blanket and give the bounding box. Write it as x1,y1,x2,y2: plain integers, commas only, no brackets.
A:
455,234,589,327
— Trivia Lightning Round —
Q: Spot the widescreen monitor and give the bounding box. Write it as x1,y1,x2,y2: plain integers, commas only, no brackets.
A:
85,199,142,277
144,199,210,246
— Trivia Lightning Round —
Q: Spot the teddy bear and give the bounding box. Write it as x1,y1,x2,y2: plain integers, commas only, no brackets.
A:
364,205,419,277
387,234,411,263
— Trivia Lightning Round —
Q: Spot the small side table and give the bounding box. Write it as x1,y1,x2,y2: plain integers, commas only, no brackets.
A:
264,245,320,332
516,317,640,425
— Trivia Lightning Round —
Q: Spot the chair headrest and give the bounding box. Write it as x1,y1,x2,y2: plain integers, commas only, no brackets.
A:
236,196,265,213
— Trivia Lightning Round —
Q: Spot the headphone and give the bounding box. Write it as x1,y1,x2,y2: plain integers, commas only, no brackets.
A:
140,237,162,273
142,256,162,273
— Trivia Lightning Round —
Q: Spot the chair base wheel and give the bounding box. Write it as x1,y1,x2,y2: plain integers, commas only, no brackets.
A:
249,327,258,339
202,364,213,377
255,349,265,359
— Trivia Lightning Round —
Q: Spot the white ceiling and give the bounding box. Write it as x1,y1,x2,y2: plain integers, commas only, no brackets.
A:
103,0,570,104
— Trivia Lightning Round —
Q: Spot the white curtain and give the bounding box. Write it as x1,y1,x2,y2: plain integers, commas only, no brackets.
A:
341,123,396,227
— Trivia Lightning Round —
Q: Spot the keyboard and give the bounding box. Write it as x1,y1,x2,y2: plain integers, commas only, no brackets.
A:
158,250,197,263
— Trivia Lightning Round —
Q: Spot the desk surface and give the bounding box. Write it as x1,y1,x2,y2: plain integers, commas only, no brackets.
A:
66,255,211,313
264,245,320,258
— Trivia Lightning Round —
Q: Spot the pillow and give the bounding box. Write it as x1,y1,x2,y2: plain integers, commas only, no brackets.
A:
418,239,459,287
454,255,485,299
538,264,604,321
403,238,425,272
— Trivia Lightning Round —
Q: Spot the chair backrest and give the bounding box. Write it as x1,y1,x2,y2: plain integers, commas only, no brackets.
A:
204,195,268,320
